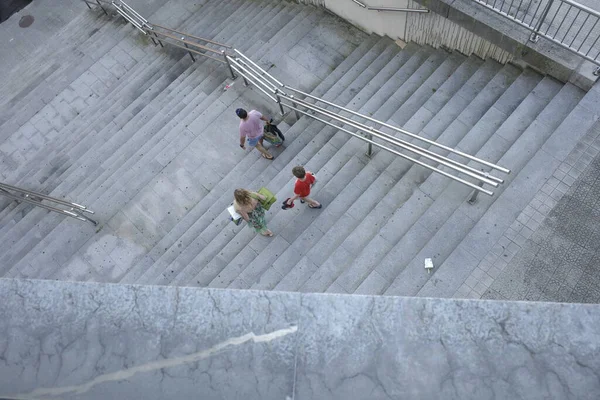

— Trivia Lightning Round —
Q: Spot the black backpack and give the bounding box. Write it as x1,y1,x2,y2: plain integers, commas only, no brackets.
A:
263,123,285,144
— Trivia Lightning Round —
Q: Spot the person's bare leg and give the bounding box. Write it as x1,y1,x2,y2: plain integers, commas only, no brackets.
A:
254,142,273,159
301,196,320,207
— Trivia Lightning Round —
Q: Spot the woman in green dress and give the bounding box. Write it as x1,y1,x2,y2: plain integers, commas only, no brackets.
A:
233,188,273,237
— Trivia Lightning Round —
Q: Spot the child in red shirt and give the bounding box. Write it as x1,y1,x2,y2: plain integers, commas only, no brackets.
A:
286,166,322,209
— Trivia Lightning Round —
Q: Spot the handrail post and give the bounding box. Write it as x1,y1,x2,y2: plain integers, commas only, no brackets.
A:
275,89,285,115
468,180,485,204
365,132,373,158
149,32,158,46
154,32,163,47
95,0,109,15
223,51,236,80
182,37,195,61
529,0,555,42
290,95,301,120
71,208,98,226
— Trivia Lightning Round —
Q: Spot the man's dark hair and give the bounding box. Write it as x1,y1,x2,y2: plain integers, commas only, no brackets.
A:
236,108,248,119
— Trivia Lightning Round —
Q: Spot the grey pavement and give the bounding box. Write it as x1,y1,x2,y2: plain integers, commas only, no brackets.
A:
470,120,600,303
0,0,83,73
2,278,600,399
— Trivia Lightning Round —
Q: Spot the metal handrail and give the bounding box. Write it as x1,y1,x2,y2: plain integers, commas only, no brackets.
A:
112,1,146,33
151,23,232,48
118,0,149,24
227,56,278,95
280,95,502,187
285,95,503,186
284,104,494,195
470,0,600,70
226,49,510,195
82,1,509,196
284,85,510,174
351,0,429,12
233,49,285,87
235,58,285,94
144,29,225,55
85,0,231,63
229,65,277,101
369,7,429,12
0,183,97,226
152,37,226,63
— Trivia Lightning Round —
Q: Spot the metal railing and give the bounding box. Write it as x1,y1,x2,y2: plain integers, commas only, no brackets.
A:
82,0,111,16
0,182,97,226
85,0,231,63
351,0,429,12
471,0,600,72
225,51,510,196
83,0,510,196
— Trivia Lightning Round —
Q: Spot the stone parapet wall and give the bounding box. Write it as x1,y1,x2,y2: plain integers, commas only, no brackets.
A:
1,278,599,399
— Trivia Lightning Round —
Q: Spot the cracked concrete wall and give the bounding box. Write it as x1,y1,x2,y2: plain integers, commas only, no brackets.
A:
1,278,600,399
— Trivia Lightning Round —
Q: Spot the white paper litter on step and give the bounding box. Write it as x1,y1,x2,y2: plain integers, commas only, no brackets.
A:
424,258,434,273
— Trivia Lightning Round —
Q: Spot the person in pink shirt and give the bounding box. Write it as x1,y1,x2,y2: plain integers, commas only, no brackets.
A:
237,108,274,160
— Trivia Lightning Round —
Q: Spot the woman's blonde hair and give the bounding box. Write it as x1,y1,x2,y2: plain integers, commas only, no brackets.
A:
234,188,252,205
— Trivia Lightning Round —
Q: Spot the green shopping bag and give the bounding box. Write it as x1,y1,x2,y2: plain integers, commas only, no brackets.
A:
256,187,276,210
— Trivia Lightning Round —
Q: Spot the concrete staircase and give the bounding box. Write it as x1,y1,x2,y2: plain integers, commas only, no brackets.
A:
0,0,598,300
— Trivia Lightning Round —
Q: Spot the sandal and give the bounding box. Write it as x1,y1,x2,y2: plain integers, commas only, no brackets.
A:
262,153,274,160
308,204,322,209
261,230,274,237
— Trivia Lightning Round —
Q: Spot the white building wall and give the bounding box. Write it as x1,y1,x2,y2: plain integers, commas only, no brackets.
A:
296,0,513,63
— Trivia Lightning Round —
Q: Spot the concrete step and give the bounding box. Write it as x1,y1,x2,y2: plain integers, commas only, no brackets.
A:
0,0,266,274
414,82,597,299
0,0,241,178
1,42,175,184
351,75,564,295
268,50,469,292
329,67,544,294
150,39,402,287
0,10,109,105
0,0,256,206
87,9,369,284
59,0,285,195
1,0,368,281
134,37,400,286
220,46,441,289
241,46,448,290
378,82,585,297
0,16,139,137
184,43,425,288
118,34,383,285
0,52,180,253
296,57,505,292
